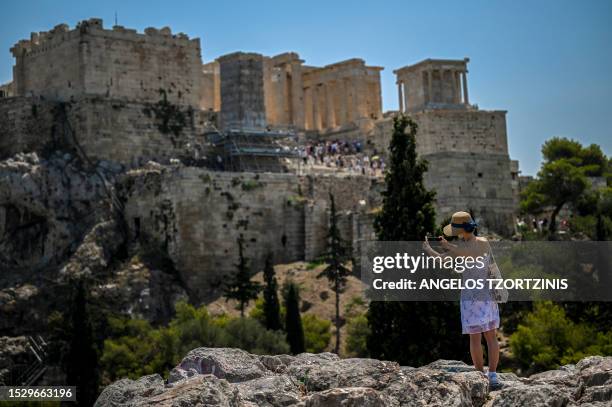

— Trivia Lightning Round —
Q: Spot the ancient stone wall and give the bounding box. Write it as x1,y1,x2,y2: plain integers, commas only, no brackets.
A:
10,19,202,106
0,95,213,168
423,152,515,235
120,168,379,301
64,96,211,167
0,97,57,159
413,109,509,155
200,61,220,112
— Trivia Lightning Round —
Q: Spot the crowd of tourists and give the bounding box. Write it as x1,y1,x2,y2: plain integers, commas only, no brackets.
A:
295,140,385,175
516,216,570,233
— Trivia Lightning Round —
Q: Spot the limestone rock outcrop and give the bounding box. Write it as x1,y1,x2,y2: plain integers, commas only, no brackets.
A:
0,153,186,338
96,348,612,406
0,336,29,385
0,152,112,269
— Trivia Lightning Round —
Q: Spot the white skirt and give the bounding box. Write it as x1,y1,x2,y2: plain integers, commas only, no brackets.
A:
460,300,500,334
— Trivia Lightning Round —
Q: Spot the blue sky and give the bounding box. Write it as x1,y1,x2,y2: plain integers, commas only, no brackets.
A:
1,0,611,175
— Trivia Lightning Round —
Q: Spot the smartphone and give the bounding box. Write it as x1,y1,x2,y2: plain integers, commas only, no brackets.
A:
426,235,442,241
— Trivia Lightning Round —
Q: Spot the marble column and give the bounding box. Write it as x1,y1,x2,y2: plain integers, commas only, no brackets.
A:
462,71,469,105
397,81,404,112
304,86,313,130
338,79,348,125
352,77,363,120
325,82,335,129
290,62,305,129
451,70,458,104
313,85,322,130
427,70,433,105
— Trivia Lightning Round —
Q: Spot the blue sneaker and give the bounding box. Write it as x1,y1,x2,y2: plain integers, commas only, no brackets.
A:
488,372,503,390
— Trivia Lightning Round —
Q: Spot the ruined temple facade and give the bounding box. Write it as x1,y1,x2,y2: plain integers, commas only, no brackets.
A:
199,53,383,133
395,58,471,111
1,18,519,241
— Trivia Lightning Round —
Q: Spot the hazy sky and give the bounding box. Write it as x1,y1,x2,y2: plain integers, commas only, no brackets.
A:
1,0,610,175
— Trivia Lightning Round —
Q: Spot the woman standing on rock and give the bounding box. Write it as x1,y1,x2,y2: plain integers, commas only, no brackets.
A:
423,211,503,390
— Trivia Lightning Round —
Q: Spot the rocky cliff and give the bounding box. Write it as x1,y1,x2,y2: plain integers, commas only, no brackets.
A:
0,153,187,338
96,347,612,406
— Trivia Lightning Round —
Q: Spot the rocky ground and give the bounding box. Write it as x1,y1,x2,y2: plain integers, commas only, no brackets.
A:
96,347,612,406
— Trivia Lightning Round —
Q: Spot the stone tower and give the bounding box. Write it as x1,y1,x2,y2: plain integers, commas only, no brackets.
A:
10,18,202,106
218,52,267,130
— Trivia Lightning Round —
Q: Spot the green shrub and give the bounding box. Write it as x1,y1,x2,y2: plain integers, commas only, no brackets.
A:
241,179,264,191
249,297,266,325
306,260,324,270
345,314,370,357
101,301,289,382
287,195,307,207
510,302,612,373
223,317,289,355
169,300,227,352
100,317,178,383
302,314,331,353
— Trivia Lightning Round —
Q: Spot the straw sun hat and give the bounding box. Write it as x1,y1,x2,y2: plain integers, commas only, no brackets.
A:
443,211,478,237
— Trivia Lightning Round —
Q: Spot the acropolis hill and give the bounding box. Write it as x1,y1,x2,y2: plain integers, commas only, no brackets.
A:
0,18,519,304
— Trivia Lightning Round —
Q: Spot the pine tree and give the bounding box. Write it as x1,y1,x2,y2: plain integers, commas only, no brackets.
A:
224,237,262,317
284,282,305,354
319,193,351,354
65,280,100,407
262,252,282,331
367,115,465,366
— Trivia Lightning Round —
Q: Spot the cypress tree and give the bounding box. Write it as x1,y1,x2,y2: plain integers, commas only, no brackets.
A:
285,283,305,354
367,115,465,366
373,115,436,239
319,193,351,354
65,280,99,407
262,252,282,331
224,237,262,317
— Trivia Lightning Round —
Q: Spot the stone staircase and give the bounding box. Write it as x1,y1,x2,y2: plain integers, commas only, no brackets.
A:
14,335,48,386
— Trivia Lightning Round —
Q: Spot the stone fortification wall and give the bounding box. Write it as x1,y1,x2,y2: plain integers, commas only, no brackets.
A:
1,95,213,168
371,109,514,233
0,97,57,159
120,168,381,301
65,97,210,167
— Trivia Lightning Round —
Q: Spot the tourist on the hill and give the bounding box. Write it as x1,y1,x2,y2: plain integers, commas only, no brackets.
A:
216,154,223,171
423,211,503,390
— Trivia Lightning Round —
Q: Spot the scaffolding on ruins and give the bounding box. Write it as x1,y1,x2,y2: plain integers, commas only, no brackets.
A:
206,127,299,173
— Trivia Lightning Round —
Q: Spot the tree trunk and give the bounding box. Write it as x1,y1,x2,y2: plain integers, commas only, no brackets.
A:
596,212,606,241
335,279,340,354
548,203,564,238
